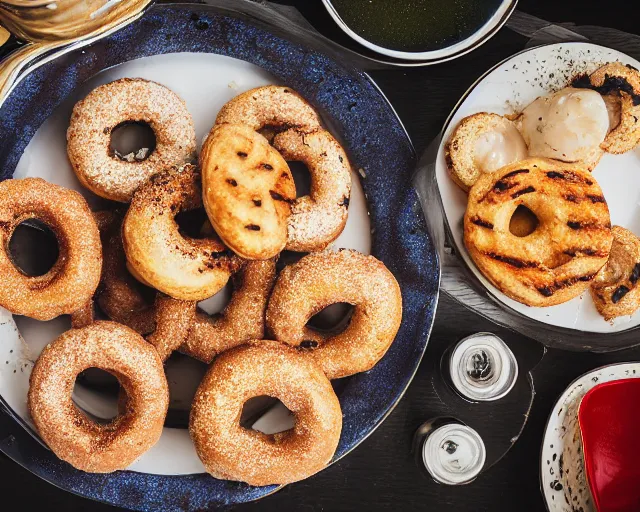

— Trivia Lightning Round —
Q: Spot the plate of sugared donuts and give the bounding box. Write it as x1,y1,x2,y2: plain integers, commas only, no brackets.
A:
0,3,438,510
435,42,640,344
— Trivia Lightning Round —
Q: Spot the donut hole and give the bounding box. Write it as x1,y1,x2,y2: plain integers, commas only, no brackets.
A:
509,205,539,237
175,207,210,239
8,219,59,277
288,161,312,198
73,368,122,424
307,302,355,334
240,395,295,435
109,121,156,162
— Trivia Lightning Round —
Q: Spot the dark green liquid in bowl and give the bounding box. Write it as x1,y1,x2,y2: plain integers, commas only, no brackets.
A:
329,0,504,53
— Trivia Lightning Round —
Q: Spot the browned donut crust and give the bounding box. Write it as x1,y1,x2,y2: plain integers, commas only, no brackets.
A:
123,164,243,300
266,250,402,380
97,214,156,335
200,124,296,260
189,341,342,486
67,78,196,202
464,158,612,307
28,321,169,473
0,178,102,321
148,259,276,363
215,85,322,134
273,129,352,252
590,226,640,320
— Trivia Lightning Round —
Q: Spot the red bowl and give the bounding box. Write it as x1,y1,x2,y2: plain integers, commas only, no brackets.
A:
578,378,640,512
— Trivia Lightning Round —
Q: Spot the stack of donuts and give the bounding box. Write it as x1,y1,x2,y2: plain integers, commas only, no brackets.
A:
446,62,640,320
0,79,403,485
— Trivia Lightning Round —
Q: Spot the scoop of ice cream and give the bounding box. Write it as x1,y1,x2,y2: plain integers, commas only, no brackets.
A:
519,87,609,162
473,122,528,173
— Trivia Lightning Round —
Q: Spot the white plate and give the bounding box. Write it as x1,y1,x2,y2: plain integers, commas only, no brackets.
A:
436,42,640,333
540,362,640,512
0,52,371,475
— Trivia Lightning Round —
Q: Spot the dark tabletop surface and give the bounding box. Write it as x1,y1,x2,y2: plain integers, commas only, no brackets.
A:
2,1,639,510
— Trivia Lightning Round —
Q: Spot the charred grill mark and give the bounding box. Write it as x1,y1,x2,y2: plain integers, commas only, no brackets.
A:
546,170,593,185
587,194,606,204
299,340,319,349
563,248,607,258
237,151,248,158
630,263,640,284
245,224,260,231
485,252,539,269
537,273,596,297
493,180,517,193
471,217,494,229
502,169,530,179
261,163,273,171
572,73,640,106
226,179,237,187
340,196,350,208
252,199,262,207
511,186,536,198
564,193,579,203
270,190,293,203
612,285,630,304
567,221,610,230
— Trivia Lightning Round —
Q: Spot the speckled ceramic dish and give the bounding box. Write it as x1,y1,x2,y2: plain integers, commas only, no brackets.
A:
540,363,640,512
0,2,439,510
434,42,640,349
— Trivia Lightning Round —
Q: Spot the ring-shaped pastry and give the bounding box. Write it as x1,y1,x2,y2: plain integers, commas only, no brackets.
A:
0,178,102,321
67,78,196,202
464,158,612,307
189,341,342,486
266,250,402,380
28,321,169,473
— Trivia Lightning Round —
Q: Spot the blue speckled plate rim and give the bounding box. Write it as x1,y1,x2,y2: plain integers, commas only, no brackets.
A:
0,3,440,510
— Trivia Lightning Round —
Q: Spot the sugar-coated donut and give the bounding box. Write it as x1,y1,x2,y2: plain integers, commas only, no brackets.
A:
189,341,342,486
215,85,321,134
67,78,196,202
123,164,243,300
464,158,612,307
273,128,351,252
148,259,276,363
266,250,402,380
591,226,640,320
0,178,102,321
28,321,169,473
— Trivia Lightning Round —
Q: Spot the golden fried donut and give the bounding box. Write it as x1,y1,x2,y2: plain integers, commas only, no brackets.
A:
266,250,402,380
464,158,613,307
446,113,528,191
215,85,321,134
273,128,352,252
148,259,276,363
573,63,640,154
123,164,243,300
97,214,156,335
28,321,169,473
200,124,296,259
0,178,101,321
591,226,640,320
67,78,196,202
189,341,342,486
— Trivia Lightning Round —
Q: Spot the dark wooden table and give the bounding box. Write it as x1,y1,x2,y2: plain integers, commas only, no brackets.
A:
2,1,639,510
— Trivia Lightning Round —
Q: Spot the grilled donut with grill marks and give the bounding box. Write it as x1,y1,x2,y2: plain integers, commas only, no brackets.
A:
464,158,613,307
590,226,640,320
